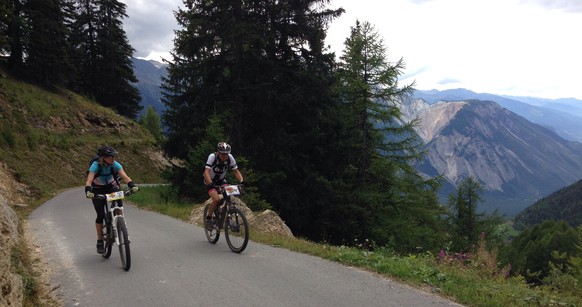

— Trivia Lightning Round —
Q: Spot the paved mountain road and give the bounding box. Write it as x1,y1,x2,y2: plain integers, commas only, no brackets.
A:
28,187,462,307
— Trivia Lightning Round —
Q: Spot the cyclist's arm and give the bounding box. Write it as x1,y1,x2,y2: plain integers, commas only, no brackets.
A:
233,168,243,183
203,167,212,185
118,168,133,185
85,161,99,186
85,172,95,187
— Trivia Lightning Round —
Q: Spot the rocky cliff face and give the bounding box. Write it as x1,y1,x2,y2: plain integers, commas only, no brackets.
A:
0,163,26,307
402,98,582,215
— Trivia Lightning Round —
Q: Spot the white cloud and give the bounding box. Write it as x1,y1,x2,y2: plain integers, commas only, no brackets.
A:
326,0,582,99
120,0,582,99
121,0,182,61
523,0,582,13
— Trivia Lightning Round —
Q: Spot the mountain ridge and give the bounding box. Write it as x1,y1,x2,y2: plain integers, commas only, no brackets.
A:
412,88,582,143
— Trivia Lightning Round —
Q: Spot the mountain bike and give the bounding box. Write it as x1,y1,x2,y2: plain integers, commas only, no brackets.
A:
203,184,249,253
93,189,136,271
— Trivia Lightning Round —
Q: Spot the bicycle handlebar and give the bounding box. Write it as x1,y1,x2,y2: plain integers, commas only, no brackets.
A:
213,184,244,197
92,188,135,200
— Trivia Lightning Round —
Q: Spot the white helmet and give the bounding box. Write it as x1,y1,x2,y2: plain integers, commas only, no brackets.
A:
217,142,231,154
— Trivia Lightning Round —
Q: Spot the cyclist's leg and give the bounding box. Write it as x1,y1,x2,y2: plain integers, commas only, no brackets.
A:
92,197,107,240
92,193,107,253
206,187,220,219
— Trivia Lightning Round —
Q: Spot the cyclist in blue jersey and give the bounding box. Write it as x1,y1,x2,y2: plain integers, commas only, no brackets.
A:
203,142,244,229
85,145,138,254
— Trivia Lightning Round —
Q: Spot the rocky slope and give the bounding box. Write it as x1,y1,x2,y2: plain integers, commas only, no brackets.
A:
403,98,582,215
0,160,37,307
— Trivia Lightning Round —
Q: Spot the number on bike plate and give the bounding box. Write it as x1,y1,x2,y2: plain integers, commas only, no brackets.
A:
224,185,241,196
106,191,125,201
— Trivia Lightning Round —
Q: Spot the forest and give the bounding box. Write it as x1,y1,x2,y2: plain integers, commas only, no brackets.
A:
1,0,581,291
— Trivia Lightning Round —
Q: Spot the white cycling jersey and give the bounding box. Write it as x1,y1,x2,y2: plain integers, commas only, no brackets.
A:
205,153,238,183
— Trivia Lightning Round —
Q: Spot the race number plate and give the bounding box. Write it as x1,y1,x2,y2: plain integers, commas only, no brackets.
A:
106,191,125,201
224,185,241,196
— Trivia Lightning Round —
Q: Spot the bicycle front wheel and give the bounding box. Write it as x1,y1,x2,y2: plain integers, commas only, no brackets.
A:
116,217,131,271
203,204,220,243
224,207,249,253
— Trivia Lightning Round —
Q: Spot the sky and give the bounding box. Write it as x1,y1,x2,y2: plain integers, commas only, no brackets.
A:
120,0,582,100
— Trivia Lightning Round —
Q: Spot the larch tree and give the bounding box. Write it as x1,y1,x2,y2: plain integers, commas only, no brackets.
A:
447,176,503,251
138,105,164,144
331,20,445,252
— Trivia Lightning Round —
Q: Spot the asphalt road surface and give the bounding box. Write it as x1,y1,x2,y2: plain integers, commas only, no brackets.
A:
28,187,462,307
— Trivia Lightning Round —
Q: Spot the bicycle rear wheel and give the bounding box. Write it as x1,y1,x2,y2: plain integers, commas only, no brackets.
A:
116,217,131,271
203,205,220,243
224,207,249,253
102,222,113,258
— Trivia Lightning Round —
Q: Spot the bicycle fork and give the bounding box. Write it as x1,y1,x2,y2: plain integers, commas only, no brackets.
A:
110,207,127,245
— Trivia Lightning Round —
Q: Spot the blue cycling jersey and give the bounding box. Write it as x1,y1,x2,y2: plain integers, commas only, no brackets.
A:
89,161,123,186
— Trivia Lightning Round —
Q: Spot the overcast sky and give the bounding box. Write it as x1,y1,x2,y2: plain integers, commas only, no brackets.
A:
120,0,582,100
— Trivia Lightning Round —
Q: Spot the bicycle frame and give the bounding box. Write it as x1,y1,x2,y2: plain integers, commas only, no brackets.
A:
217,185,243,223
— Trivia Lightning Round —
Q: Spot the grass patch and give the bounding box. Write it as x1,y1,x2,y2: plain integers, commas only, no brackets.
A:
129,185,194,221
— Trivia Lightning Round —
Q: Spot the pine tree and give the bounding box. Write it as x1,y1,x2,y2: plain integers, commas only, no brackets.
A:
23,0,71,85
67,0,98,93
162,0,344,220
2,0,26,72
69,0,141,118
0,0,10,53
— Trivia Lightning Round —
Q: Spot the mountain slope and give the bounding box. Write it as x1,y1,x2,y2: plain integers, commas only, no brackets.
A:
513,179,582,229
0,68,165,198
131,58,167,117
405,99,582,216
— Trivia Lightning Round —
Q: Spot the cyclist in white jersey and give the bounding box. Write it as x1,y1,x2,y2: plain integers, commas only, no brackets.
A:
203,142,244,228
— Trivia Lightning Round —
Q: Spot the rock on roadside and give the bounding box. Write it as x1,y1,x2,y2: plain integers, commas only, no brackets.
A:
190,197,294,237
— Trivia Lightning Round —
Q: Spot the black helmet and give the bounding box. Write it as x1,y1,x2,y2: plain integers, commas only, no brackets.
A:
97,145,118,157
217,142,231,154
